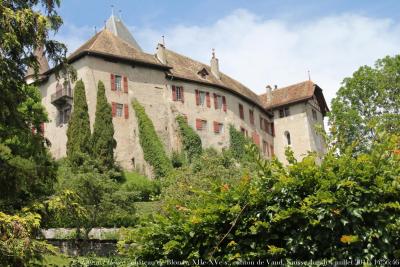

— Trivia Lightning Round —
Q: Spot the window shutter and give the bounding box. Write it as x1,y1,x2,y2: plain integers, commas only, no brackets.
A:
239,104,244,119
271,122,275,136
213,121,219,133
181,87,184,103
195,90,200,105
252,132,260,147
124,104,129,119
206,92,211,107
111,74,116,91
172,85,176,101
123,76,128,93
196,119,202,130
270,145,274,156
222,96,227,112
213,93,218,109
112,102,116,117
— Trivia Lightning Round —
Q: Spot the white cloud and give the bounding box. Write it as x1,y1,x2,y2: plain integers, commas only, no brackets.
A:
136,10,400,106
56,10,400,106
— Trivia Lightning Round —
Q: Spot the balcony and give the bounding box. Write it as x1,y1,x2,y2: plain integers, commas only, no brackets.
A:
51,84,73,107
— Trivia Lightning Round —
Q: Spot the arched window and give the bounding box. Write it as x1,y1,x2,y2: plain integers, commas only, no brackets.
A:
285,131,291,145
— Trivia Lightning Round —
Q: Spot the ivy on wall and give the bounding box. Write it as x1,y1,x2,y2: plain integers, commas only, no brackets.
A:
229,124,250,159
132,100,172,178
176,115,202,162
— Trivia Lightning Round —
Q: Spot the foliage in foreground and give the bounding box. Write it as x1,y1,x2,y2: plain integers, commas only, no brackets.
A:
39,160,138,232
132,100,172,178
0,211,57,266
119,132,400,263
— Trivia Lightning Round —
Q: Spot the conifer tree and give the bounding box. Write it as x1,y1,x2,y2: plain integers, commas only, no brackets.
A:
91,80,116,169
66,79,91,164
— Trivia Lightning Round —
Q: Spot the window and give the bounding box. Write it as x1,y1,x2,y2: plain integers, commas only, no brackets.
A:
279,107,290,118
249,110,254,125
263,140,269,156
59,107,71,124
115,75,122,91
196,90,209,106
196,119,207,131
285,131,291,145
259,116,263,130
116,103,123,117
312,109,318,121
252,131,260,147
214,94,223,109
213,121,224,134
239,104,244,120
172,86,184,102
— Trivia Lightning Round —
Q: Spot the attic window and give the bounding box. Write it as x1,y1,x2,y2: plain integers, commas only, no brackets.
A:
197,68,209,79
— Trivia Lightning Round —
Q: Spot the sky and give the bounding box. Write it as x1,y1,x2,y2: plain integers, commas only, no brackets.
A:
53,0,400,106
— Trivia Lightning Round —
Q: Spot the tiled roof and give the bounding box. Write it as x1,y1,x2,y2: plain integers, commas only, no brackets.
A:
259,80,329,114
164,49,265,108
68,29,164,68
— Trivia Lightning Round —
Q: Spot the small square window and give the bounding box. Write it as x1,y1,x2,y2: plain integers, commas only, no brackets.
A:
279,109,285,118
116,103,123,117
284,107,290,116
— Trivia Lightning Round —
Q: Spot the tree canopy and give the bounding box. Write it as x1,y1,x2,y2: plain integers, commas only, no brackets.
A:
329,55,400,152
91,80,116,170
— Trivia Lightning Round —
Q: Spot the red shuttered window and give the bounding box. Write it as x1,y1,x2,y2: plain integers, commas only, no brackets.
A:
206,92,211,108
123,76,128,93
195,90,200,105
112,102,116,117
172,85,177,101
196,119,202,130
213,121,219,133
124,104,129,119
252,131,260,147
172,85,184,102
213,93,218,109
222,96,227,112
239,104,244,120
110,74,116,91
249,110,254,125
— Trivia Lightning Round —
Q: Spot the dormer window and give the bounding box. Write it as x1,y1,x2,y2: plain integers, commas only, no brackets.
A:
197,68,209,79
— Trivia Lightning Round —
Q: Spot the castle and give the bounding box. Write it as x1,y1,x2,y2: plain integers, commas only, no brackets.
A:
26,13,329,177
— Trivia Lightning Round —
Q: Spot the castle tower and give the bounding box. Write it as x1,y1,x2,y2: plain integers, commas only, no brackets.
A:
105,12,143,51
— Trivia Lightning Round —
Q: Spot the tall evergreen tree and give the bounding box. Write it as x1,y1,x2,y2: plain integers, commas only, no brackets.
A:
91,80,116,169
66,79,91,164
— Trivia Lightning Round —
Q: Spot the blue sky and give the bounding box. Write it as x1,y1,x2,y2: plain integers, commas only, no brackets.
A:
54,1,400,105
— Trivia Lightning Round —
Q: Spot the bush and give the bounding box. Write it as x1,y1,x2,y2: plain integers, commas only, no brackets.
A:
176,115,202,162
119,133,400,263
132,100,172,178
123,172,160,201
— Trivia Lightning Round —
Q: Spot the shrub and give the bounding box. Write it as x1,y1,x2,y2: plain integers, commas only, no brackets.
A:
229,124,249,159
119,133,400,263
176,115,202,162
123,171,160,201
132,100,172,178
91,80,117,170
66,79,91,165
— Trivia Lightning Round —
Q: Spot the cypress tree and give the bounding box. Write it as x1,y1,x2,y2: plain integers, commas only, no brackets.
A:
66,79,91,164
91,80,116,169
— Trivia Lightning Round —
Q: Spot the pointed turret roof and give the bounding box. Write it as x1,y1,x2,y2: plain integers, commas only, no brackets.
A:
105,13,142,51
26,46,50,77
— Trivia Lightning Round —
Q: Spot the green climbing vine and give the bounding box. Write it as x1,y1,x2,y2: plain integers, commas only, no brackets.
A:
132,100,172,178
176,115,202,162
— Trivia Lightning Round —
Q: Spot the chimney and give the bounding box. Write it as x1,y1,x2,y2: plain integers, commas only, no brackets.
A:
210,49,220,79
25,46,49,85
266,85,273,104
156,43,167,64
